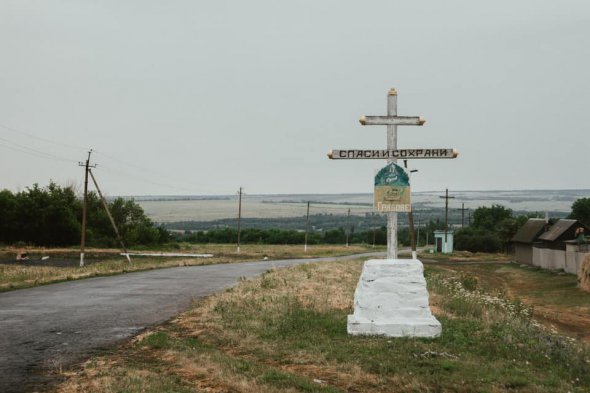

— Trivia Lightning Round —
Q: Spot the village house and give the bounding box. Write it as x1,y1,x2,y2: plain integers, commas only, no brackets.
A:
511,218,546,265
513,218,590,274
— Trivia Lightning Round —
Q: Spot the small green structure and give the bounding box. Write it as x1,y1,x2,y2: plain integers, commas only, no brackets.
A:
434,230,454,253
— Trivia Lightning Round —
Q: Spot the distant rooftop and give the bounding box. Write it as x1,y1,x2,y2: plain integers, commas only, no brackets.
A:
538,219,577,242
512,218,546,243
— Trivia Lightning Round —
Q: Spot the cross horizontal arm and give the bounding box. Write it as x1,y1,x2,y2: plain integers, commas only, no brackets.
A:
328,149,458,159
359,116,426,126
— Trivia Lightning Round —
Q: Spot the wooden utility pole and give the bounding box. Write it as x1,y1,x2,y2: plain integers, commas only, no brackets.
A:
405,163,418,259
439,189,455,242
304,201,310,252
88,169,131,263
457,203,468,228
79,149,95,267
408,208,416,259
416,215,420,248
372,227,376,248
345,208,351,247
236,187,243,253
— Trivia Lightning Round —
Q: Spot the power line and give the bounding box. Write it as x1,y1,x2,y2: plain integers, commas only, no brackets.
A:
0,122,227,195
93,149,224,195
97,163,209,194
0,122,87,151
0,137,77,163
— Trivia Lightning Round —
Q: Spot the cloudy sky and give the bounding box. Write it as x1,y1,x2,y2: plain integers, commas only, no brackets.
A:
0,1,588,196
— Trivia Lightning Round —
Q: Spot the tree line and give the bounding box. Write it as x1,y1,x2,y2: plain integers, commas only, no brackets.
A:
3,181,588,252
0,182,169,247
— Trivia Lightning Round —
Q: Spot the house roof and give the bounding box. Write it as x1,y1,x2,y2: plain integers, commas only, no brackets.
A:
511,218,547,243
538,219,578,242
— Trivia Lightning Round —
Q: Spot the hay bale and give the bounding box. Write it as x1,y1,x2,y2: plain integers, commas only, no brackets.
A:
578,254,590,292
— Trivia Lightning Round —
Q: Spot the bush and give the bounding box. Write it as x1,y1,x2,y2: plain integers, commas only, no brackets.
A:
454,227,502,253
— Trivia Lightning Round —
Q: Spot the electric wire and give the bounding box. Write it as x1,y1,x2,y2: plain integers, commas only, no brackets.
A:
93,150,227,195
97,163,212,194
0,122,228,195
0,136,78,163
0,122,88,151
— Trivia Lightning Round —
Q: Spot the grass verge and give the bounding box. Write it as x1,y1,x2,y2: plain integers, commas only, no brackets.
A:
0,244,382,292
55,259,590,393
418,250,513,262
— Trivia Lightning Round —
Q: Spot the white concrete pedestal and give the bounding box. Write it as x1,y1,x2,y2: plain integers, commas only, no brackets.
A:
347,259,441,337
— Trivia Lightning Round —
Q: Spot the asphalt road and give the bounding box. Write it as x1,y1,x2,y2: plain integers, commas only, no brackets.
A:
0,252,385,393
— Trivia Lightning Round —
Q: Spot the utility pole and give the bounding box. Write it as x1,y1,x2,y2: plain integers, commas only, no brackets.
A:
88,169,131,263
304,201,310,252
457,203,468,228
79,149,96,267
404,164,419,260
372,227,376,248
439,188,455,243
416,215,420,248
345,208,351,247
408,208,416,259
237,187,243,253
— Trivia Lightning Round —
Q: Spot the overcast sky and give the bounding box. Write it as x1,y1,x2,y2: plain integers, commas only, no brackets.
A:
0,1,588,196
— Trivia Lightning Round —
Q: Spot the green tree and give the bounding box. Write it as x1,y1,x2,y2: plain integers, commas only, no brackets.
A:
569,198,590,226
0,182,168,247
454,227,502,253
472,204,513,231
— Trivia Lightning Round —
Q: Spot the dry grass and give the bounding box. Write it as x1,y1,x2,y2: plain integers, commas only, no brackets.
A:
418,250,513,262
54,259,590,393
579,254,590,293
0,244,379,292
430,261,590,342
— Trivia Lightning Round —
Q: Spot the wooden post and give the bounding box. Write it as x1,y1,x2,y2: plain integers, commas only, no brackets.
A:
439,188,455,243
304,201,310,252
345,208,351,247
457,203,468,228
408,207,416,259
88,169,131,263
387,88,398,259
406,166,418,259
237,187,242,253
79,150,93,267
416,215,420,248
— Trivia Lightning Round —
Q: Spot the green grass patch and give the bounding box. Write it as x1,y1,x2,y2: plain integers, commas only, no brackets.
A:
57,259,590,393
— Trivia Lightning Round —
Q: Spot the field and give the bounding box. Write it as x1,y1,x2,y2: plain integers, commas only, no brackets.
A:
54,259,590,393
136,190,590,223
0,244,381,292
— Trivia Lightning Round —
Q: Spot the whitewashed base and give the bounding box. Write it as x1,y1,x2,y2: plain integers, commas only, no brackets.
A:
347,259,441,338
